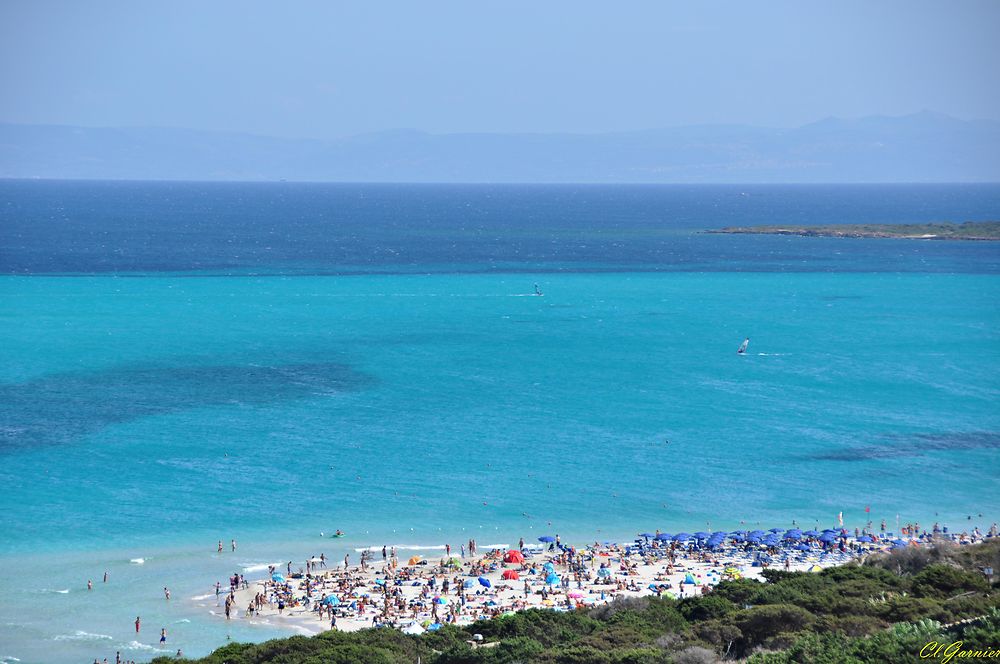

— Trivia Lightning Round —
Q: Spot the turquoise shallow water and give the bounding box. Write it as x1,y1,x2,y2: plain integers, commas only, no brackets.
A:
1,271,998,662
1,182,999,662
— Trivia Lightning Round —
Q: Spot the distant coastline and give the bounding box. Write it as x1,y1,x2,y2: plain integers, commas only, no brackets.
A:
706,220,1000,240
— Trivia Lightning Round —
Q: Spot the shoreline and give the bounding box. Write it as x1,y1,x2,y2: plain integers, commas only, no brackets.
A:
705,221,1000,240
204,524,999,638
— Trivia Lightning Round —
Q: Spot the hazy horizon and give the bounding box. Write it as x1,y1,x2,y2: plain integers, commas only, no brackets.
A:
2,1,999,140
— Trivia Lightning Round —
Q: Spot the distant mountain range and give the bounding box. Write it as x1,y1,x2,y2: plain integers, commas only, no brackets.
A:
2,112,998,183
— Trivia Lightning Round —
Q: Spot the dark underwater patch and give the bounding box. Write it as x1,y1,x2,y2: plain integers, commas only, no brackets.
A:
813,431,1000,461
0,361,374,452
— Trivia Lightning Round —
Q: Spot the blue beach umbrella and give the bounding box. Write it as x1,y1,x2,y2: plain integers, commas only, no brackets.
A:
427,623,442,631
538,536,555,543
858,535,874,543
693,531,710,539
463,579,475,588
545,573,560,585
655,533,672,541
769,527,784,533
542,562,555,573
321,595,340,606
784,532,801,540
434,596,448,605
597,567,612,578
794,544,810,551
673,533,691,542
804,530,820,537
271,574,285,583
478,576,491,588
749,530,766,537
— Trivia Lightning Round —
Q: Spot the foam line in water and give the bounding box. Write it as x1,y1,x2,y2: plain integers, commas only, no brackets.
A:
129,557,145,564
241,562,282,573
53,631,113,641
120,641,171,653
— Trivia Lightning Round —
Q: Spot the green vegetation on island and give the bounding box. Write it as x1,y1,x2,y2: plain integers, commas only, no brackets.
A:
154,540,1000,664
707,221,1000,240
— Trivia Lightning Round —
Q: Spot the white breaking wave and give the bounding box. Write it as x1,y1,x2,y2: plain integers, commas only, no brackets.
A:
53,631,113,642
242,562,281,573
39,588,69,594
121,640,170,653
1,656,22,663
129,558,145,564
190,593,214,601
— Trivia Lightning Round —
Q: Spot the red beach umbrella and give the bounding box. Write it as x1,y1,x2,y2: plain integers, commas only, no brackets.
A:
501,570,520,580
503,550,525,564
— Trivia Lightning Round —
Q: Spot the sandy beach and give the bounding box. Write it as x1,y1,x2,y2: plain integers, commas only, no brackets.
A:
203,525,990,638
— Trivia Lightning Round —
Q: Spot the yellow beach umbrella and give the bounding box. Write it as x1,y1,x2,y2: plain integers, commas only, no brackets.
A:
408,555,421,566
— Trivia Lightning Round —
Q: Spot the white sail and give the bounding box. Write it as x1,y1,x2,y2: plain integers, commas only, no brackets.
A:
737,338,749,354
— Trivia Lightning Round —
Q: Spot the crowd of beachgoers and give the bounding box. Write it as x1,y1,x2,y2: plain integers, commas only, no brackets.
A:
199,520,1000,638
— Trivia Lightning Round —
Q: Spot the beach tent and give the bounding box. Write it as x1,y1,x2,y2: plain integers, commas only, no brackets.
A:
502,570,520,580
597,567,612,578
545,573,559,585
504,550,525,564
433,596,448,605
427,623,442,631
542,562,556,573
684,573,697,584
402,622,424,635
446,558,462,568
463,579,475,588
407,556,421,566
271,574,286,583
478,576,491,588
809,565,823,573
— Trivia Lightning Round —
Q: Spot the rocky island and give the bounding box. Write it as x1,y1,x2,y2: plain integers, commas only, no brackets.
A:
707,220,1000,240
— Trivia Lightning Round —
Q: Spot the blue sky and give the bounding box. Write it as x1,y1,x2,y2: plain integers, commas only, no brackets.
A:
1,1,998,138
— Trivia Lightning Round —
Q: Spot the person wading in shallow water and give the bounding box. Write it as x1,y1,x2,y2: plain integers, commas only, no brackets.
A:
134,616,141,633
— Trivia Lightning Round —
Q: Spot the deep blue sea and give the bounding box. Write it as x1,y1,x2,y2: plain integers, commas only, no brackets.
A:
1,181,999,663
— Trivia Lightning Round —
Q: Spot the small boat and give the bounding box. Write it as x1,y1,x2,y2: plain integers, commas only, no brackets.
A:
737,338,750,354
